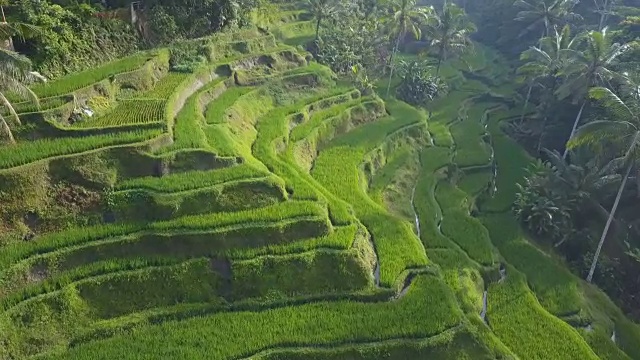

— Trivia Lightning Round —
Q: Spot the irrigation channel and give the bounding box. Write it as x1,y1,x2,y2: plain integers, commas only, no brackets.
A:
414,87,511,322
411,183,421,239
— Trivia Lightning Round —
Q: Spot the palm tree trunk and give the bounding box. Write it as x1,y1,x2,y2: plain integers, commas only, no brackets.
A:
1,5,6,23
314,16,322,41
563,100,587,160
536,116,548,153
586,133,640,283
598,0,609,31
386,31,403,97
435,58,442,77
0,118,15,144
636,167,640,199
435,45,445,77
520,83,533,125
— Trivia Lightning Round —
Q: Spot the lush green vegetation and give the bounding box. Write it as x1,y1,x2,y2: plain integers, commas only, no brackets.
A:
0,128,162,169
2,0,640,358
41,275,463,360
74,99,166,128
30,53,153,98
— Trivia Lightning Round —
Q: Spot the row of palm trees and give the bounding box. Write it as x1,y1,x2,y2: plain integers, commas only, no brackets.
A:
514,0,637,282
517,25,631,156
306,0,476,96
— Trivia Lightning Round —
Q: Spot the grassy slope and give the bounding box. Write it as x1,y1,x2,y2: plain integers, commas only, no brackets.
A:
43,275,463,359
311,100,430,286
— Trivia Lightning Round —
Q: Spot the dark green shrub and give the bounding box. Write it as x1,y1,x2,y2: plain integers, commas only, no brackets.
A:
513,164,573,243
396,60,447,106
169,42,208,73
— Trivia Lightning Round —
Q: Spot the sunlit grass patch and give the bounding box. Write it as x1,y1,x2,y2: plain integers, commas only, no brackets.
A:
46,275,462,360
231,249,373,301
481,109,530,212
115,163,267,192
451,117,491,168
458,170,491,197
313,145,428,286
205,86,255,124
31,53,153,98
487,268,598,360
73,99,165,128
0,201,331,272
0,129,162,170
482,213,583,316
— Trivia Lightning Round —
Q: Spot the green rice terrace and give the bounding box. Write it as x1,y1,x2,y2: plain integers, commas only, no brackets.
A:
1,1,640,359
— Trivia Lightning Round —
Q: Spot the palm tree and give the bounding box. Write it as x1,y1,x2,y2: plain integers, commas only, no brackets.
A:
568,86,640,283
385,0,432,96
1,22,38,144
423,1,475,77
517,25,577,126
557,29,632,159
593,0,618,31
307,0,337,42
1,0,7,23
514,0,581,39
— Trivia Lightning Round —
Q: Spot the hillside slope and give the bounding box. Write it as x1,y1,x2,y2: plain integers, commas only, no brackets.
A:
0,15,639,360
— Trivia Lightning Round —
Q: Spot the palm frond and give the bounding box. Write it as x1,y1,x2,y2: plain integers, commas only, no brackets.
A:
592,174,622,191
0,113,16,144
599,156,625,175
0,92,21,125
569,120,638,149
514,0,536,10
589,87,636,120
0,22,41,40
543,148,571,174
0,48,32,74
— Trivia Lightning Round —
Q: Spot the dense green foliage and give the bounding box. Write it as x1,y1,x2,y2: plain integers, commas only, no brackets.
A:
11,0,139,78
42,275,463,360
395,60,447,105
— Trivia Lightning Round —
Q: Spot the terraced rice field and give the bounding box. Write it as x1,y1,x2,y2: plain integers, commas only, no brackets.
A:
74,99,166,128
1,14,640,360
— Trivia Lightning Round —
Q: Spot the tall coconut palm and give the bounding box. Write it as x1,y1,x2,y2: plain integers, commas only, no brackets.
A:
423,1,475,77
384,0,432,96
1,2,6,23
1,22,38,144
593,0,618,31
557,29,632,159
568,86,640,283
307,0,337,42
517,25,577,126
514,0,581,39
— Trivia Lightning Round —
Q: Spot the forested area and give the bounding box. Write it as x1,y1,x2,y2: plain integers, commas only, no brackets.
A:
1,0,256,77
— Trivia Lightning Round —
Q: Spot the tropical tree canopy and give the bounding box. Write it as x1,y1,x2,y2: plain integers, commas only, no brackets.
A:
423,1,476,75
514,0,581,38
384,0,433,95
0,21,38,144
568,86,640,282
556,29,632,102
